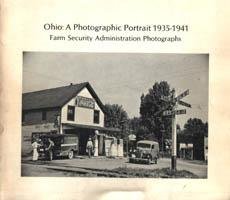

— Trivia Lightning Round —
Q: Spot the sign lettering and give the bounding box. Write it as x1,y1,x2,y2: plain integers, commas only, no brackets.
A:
163,110,174,116
175,109,186,115
76,96,95,109
178,100,191,108
175,89,189,101
163,109,186,116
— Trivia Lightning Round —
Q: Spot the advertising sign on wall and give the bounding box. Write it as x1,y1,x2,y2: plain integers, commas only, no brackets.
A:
76,96,95,109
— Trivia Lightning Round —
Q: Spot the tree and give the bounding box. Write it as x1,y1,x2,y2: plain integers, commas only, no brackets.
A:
104,104,129,133
183,118,208,160
128,117,141,134
139,81,174,148
128,117,150,141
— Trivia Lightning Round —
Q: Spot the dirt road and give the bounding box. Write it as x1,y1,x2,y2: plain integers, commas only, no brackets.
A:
21,157,207,178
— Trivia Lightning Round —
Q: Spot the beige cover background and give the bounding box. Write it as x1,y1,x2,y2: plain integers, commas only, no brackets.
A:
1,0,230,199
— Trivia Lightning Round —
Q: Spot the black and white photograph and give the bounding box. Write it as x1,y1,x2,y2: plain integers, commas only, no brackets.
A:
21,52,208,178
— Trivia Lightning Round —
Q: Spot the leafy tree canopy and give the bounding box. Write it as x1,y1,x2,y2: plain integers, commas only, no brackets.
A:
183,118,208,160
128,117,141,133
104,104,129,131
184,118,208,137
139,81,174,141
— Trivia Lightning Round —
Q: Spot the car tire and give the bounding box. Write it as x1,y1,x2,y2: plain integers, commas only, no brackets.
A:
68,150,74,159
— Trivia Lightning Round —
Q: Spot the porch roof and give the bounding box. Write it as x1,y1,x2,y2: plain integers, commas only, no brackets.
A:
62,123,121,133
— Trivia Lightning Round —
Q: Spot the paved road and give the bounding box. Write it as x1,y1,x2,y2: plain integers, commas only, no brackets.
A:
22,157,207,178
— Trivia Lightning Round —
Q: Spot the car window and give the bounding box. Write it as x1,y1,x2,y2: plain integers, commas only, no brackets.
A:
152,145,154,149
137,143,151,148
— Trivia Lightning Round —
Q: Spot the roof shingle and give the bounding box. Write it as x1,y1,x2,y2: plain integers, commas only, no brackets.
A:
22,82,104,111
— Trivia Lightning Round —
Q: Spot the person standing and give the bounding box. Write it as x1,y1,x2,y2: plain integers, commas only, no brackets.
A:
31,138,40,161
86,137,93,158
45,138,54,161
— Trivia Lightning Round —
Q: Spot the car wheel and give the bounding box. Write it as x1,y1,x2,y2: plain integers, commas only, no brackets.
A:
68,150,74,159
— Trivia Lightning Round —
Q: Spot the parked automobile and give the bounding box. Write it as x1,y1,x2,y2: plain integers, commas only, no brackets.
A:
37,134,79,161
129,140,159,164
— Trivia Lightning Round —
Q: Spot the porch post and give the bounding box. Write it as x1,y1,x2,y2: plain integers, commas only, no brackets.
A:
94,130,99,156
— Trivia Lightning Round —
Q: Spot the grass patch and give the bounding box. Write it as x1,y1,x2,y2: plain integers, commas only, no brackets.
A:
111,167,198,178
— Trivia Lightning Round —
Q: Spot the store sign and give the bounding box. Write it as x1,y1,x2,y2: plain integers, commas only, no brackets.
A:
76,96,95,109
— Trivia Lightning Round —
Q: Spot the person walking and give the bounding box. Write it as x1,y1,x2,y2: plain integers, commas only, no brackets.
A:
86,137,93,158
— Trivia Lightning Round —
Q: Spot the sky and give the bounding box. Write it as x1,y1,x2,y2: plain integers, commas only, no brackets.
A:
23,52,208,128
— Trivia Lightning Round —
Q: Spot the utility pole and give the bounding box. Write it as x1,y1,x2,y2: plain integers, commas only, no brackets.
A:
171,92,177,171
160,129,165,157
160,89,191,171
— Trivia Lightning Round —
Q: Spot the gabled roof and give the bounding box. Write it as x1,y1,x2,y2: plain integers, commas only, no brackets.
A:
22,82,105,112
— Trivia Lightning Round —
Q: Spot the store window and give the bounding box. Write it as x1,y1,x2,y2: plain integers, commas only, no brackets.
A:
67,105,75,121
94,110,100,124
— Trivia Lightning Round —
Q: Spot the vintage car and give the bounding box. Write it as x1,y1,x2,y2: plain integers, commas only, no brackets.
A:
129,140,159,164
37,133,79,161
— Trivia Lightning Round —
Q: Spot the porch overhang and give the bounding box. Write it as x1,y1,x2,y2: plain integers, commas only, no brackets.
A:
62,123,121,133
